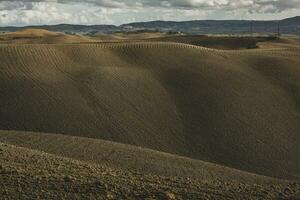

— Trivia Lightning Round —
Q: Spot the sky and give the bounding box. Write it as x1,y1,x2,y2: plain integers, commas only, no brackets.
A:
0,0,299,26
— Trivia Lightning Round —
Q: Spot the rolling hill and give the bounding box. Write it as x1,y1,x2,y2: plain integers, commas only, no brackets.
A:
1,140,299,199
1,29,280,50
0,29,92,44
0,31,299,198
0,131,300,200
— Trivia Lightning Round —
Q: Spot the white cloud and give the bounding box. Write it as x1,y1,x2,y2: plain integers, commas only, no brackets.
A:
0,0,299,26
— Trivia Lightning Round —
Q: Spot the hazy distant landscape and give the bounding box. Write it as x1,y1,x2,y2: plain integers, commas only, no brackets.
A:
1,16,299,35
0,0,300,196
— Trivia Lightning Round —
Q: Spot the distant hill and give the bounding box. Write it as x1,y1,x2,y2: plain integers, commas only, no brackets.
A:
122,17,300,35
0,28,93,44
0,24,119,34
281,16,300,25
1,16,299,35
0,16,299,35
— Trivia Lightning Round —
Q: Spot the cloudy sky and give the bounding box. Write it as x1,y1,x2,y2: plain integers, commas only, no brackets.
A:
0,0,299,26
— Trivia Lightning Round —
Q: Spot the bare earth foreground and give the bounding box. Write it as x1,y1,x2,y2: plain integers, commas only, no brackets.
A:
0,29,300,199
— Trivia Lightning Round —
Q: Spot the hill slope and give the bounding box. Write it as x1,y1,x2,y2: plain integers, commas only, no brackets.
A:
0,41,299,181
2,141,299,199
0,29,92,44
0,130,282,183
145,35,278,50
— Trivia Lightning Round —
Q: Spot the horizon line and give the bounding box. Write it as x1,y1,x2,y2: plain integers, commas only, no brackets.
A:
0,15,298,28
